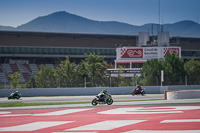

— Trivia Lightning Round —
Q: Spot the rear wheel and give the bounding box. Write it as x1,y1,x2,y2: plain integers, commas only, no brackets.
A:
91,99,98,106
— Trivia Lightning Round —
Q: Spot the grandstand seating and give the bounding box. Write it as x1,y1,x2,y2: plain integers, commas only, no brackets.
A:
2,64,12,73
22,73,30,81
23,64,32,72
18,64,28,73
29,64,39,73
0,72,8,82
0,63,56,83
10,64,19,73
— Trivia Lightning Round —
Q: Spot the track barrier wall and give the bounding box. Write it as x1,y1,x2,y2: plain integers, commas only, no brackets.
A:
167,90,200,100
0,85,200,97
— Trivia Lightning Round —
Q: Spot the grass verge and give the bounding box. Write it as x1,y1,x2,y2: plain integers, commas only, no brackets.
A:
0,101,90,107
0,99,164,107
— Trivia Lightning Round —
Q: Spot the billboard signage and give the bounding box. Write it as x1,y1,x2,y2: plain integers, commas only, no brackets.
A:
121,48,143,58
117,47,181,60
163,47,179,57
143,47,159,58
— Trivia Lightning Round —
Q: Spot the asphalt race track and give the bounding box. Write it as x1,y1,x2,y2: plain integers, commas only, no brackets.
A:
0,94,163,103
0,104,200,133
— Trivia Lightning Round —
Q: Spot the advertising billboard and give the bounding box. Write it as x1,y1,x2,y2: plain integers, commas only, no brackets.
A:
117,47,181,60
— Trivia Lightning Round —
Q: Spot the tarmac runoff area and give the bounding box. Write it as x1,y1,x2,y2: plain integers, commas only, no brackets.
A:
0,95,200,132
0,104,200,132
0,95,200,110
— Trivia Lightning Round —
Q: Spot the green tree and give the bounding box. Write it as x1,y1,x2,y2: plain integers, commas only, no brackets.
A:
184,58,200,84
132,73,140,86
163,53,185,85
140,54,185,86
77,60,89,87
8,72,22,89
111,65,134,87
33,65,56,88
82,53,106,87
54,57,78,87
140,59,163,85
26,76,36,88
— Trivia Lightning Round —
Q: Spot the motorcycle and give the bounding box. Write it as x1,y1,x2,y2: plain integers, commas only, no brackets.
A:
91,94,113,106
131,88,145,96
8,92,21,100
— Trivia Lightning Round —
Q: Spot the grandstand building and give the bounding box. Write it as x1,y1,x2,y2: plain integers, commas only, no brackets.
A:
0,30,200,82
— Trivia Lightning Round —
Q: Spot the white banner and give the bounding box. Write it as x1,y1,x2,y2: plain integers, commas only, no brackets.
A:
117,47,181,60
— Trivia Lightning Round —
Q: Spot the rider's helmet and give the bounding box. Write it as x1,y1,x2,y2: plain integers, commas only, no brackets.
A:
16,91,18,93
103,89,107,94
136,84,140,88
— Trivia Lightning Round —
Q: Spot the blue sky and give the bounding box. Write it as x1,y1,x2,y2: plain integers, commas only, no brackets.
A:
0,0,199,27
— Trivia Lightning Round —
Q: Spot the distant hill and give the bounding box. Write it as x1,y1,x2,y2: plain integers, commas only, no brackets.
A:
0,25,15,31
0,11,200,37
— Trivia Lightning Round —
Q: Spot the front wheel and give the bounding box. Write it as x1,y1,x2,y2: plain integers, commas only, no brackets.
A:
91,99,98,106
141,91,145,96
106,99,113,105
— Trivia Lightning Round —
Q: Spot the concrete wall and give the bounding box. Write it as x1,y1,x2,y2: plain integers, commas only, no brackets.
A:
0,85,200,97
167,90,200,100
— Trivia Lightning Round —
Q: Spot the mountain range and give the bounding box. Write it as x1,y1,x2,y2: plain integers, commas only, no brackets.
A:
0,11,200,37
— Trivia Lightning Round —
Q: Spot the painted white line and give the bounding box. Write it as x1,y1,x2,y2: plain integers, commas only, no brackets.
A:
98,107,182,114
67,120,146,131
0,108,93,117
34,108,93,116
0,114,31,117
0,121,73,131
161,119,200,123
98,106,200,114
53,132,96,133
0,111,11,115
123,130,200,133
148,106,200,111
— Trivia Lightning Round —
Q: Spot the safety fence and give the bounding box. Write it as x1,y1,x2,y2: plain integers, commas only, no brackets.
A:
0,75,200,89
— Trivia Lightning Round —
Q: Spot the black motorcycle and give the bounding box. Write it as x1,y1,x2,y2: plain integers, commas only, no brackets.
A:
131,88,145,96
92,94,113,106
8,92,21,100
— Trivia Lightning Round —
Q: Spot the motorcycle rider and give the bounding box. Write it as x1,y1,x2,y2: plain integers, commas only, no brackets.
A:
13,91,19,97
136,84,142,91
134,84,143,92
92,89,113,106
98,89,108,102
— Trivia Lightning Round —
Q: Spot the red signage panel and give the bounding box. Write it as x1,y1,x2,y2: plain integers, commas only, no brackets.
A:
121,48,143,58
163,48,179,57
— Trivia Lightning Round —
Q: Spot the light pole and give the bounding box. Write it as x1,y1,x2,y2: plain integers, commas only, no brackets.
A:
161,70,164,86
84,77,86,88
185,75,187,86
110,75,111,87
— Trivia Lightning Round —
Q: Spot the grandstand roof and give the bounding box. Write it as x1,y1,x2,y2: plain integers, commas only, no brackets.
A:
0,30,200,50
0,31,136,48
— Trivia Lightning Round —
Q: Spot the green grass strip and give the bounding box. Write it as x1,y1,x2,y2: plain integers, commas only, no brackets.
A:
116,99,164,102
0,99,165,107
0,101,90,107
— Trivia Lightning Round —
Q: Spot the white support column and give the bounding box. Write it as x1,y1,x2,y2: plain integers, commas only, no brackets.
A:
130,62,132,69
